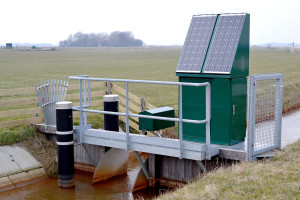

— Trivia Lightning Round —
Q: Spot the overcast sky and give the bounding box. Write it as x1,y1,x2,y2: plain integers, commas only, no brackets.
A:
1,0,299,45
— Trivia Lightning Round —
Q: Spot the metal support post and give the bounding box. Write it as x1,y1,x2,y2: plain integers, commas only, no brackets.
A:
205,84,211,160
125,81,129,150
179,84,183,159
134,151,150,180
79,80,83,143
196,160,207,173
247,76,256,161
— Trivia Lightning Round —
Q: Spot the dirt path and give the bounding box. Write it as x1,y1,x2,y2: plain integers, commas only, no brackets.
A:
281,109,300,148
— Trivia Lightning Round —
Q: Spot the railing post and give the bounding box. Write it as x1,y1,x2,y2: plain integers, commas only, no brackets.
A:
79,79,83,143
84,79,87,126
179,84,183,159
275,75,283,149
125,81,129,150
247,76,256,161
205,83,211,160
88,79,91,106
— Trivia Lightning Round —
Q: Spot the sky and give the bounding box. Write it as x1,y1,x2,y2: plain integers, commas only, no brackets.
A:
1,0,299,46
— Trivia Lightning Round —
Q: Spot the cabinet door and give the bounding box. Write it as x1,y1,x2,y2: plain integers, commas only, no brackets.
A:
181,77,208,143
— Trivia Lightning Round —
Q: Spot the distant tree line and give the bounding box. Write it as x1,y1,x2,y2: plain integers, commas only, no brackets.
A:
59,31,143,47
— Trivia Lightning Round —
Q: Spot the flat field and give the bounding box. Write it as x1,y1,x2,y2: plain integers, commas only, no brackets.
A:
0,47,299,112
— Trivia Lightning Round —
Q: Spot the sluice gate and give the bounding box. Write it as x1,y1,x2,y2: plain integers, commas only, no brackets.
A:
35,13,284,192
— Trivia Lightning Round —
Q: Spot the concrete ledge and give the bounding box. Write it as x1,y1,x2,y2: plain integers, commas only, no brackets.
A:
0,145,46,193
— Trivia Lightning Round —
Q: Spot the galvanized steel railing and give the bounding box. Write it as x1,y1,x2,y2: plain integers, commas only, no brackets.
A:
69,75,211,159
247,73,283,161
35,80,69,125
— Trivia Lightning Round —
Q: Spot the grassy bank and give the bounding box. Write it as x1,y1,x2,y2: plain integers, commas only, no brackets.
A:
157,139,300,200
0,125,58,177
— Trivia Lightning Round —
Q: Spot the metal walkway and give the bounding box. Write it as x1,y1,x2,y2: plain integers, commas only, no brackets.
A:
69,74,283,162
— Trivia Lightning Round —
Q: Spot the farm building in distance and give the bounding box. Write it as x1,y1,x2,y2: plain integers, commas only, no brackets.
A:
6,43,12,49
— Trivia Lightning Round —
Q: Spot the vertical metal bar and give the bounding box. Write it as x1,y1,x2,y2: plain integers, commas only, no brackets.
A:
56,79,59,102
47,80,51,124
60,80,64,101
247,76,256,161
44,80,49,125
50,79,54,124
84,80,87,125
205,83,211,160
40,82,47,124
79,79,83,143
179,84,183,159
64,81,69,101
35,84,45,123
53,80,57,123
275,75,283,149
126,81,129,150
61,81,65,101
58,80,62,102
88,80,91,106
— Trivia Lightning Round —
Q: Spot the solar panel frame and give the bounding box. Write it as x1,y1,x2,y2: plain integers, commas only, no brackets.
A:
203,13,246,74
176,14,217,73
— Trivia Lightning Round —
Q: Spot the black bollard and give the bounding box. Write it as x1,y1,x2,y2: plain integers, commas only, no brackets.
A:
104,94,119,131
104,95,119,152
56,101,75,188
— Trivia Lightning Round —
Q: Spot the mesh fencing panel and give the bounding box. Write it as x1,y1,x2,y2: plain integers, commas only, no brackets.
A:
247,74,283,160
254,79,278,151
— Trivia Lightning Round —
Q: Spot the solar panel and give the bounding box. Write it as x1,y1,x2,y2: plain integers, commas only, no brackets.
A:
176,15,217,73
203,14,246,74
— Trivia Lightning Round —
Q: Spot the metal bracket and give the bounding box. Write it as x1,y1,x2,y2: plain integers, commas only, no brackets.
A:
134,151,150,180
196,160,207,173
82,143,97,166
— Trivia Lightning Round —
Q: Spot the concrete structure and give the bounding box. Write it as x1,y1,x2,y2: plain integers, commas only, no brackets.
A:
0,145,45,192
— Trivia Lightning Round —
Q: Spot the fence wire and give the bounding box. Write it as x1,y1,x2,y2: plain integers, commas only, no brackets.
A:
254,79,278,151
247,74,283,160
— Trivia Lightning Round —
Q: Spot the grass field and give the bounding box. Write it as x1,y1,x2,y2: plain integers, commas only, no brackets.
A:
1,47,300,111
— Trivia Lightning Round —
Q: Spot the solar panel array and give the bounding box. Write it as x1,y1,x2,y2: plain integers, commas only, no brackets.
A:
176,15,217,73
203,14,246,74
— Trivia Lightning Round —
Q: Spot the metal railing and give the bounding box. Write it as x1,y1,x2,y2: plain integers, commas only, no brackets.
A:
247,74,283,161
69,75,211,159
35,80,69,125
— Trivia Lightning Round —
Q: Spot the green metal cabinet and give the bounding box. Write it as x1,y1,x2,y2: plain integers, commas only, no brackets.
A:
176,13,250,146
139,106,175,131
180,77,247,145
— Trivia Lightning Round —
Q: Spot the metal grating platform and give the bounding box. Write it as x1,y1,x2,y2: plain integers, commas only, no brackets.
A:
176,15,217,73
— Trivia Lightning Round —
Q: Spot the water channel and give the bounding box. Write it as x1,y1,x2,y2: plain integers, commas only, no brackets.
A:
0,153,171,200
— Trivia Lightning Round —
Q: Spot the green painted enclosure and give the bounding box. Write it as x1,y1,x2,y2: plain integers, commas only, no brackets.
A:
176,13,250,145
139,106,175,131
179,77,247,145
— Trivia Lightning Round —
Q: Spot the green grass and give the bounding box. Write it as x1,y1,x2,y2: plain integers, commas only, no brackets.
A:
250,51,300,112
0,125,37,145
1,48,300,112
157,139,300,200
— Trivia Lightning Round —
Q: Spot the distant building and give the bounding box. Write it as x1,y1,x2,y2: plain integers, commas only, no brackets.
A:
6,43,12,49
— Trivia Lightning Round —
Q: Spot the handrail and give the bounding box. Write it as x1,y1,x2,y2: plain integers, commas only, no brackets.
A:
69,75,211,159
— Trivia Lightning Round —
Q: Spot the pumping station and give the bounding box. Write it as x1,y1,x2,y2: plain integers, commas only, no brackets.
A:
34,13,283,192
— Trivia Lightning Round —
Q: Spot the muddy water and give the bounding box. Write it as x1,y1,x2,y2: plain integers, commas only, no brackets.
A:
0,153,169,200
0,171,161,200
